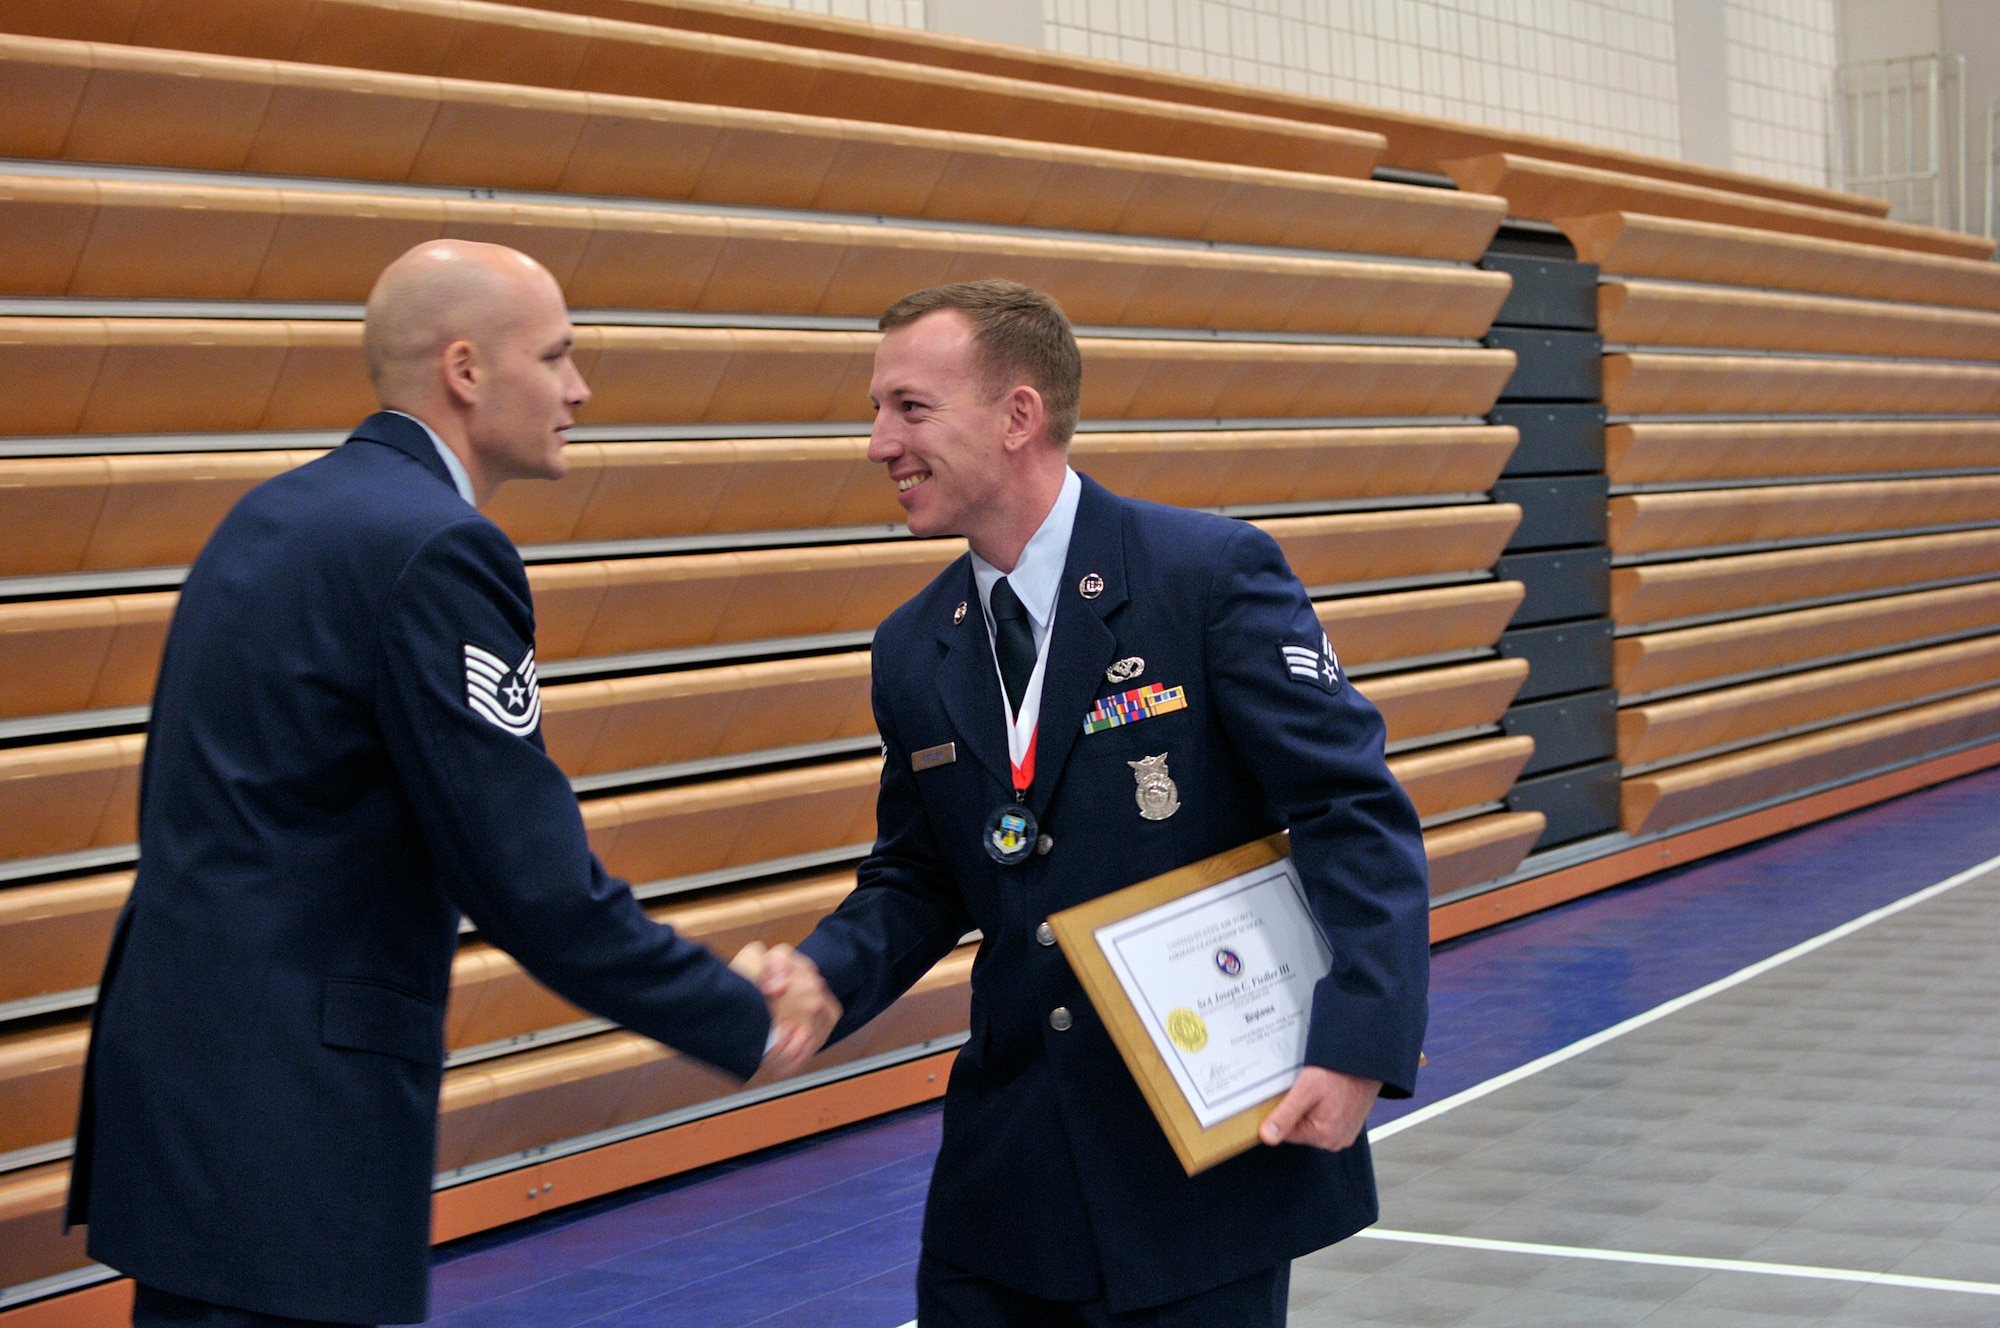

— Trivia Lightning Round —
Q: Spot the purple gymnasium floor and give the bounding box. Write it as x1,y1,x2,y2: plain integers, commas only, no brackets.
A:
427,764,2000,1327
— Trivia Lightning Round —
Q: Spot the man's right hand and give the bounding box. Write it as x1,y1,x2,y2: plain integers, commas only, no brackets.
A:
731,941,841,1079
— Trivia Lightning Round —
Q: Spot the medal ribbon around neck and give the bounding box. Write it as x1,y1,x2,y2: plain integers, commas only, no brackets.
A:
984,592,1055,865
999,610,1054,798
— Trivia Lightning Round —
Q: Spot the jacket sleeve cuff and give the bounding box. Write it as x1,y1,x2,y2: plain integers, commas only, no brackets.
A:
1302,979,1425,1100
705,976,775,1083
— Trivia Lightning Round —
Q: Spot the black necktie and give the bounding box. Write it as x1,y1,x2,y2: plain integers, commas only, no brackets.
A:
989,576,1036,721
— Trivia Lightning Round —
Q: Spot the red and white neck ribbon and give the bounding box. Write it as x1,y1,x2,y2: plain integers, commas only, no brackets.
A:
996,605,1055,798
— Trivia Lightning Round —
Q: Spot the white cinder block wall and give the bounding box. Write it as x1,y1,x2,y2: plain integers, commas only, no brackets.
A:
1725,0,1840,185
743,0,1842,188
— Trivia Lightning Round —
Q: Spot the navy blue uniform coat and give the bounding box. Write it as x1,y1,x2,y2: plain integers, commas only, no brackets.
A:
796,475,1430,1312
67,413,771,1325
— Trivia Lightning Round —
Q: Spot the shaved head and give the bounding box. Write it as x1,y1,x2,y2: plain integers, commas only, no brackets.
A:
363,240,590,505
365,240,558,400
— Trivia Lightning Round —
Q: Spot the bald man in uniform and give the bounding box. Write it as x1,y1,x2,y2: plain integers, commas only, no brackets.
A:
67,242,838,1328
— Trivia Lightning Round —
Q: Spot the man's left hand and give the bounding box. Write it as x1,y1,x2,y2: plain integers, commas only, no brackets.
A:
1259,1067,1381,1152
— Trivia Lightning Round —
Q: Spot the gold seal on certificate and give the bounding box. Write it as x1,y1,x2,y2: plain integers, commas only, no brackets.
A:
1165,1008,1208,1053
1048,834,1334,1175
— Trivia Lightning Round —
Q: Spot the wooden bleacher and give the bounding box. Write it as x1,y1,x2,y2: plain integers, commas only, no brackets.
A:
1609,477,2000,554
1602,351,2000,416
1606,420,2000,483
1616,581,2000,697
455,0,1898,216
0,4,1557,1297
0,34,1497,252
1565,212,2000,306
1545,203,2000,839
1452,153,1991,259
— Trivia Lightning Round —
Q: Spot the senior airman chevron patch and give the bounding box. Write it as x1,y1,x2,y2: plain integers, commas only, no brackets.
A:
1281,632,1342,693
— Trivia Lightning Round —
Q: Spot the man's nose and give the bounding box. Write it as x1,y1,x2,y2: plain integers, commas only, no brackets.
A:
866,414,901,463
565,359,592,408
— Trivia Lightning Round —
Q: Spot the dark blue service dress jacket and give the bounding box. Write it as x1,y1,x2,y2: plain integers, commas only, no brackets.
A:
796,474,1431,1312
67,413,771,1325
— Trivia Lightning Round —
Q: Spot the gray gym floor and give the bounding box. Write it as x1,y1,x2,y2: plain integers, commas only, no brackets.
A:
1291,864,2000,1326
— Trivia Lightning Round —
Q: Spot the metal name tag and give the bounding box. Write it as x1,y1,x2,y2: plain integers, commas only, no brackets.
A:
911,742,958,772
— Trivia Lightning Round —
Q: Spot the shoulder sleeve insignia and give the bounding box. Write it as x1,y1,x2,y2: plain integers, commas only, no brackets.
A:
1279,632,1342,693
465,642,541,736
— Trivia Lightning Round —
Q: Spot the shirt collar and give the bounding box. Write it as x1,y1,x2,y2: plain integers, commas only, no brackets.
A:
970,467,1081,633
387,410,477,508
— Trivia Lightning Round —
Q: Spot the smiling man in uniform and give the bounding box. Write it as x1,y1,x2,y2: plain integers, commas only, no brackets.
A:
775,280,1431,1325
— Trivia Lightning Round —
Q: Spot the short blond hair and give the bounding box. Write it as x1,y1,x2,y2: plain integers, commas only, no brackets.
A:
880,280,1081,445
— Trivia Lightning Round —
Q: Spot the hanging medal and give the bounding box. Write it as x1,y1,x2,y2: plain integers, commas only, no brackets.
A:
983,729,1039,865
983,591,1055,866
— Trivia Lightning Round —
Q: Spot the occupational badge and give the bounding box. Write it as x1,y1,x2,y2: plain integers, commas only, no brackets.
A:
1165,1007,1208,1053
464,642,540,736
953,600,967,625
1128,752,1181,821
1105,655,1145,683
1079,573,1105,599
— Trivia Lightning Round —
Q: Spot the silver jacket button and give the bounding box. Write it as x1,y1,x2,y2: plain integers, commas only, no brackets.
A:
1049,1007,1073,1032
1035,921,1056,947
1034,834,1054,856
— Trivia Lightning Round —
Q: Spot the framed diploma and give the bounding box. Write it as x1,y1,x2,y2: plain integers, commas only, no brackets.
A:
1048,833,1333,1176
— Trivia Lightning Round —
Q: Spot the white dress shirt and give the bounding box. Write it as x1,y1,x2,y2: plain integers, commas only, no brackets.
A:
970,466,1082,655
387,410,477,508
969,468,1081,772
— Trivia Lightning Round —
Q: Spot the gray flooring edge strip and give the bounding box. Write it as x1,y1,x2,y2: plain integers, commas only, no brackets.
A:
0,1265,121,1314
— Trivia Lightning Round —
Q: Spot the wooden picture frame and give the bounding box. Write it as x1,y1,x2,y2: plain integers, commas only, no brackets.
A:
1048,831,1297,1176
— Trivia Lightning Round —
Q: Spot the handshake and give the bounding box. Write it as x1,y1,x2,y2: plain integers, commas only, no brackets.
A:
731,941,842,1079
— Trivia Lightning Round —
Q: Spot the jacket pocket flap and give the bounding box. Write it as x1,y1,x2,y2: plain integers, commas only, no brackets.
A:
321,979,444,1067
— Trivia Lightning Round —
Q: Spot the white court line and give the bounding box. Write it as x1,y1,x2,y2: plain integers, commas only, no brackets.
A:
1369,846,2000,1144
1356,1229,2000,1297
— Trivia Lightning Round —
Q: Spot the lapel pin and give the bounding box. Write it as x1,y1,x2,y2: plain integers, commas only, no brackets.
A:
953,601,967,625
1079,573,1104,599
1105,656,1144,683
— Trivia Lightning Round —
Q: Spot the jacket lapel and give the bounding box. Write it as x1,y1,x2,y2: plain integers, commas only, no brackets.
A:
1028,475,1127,819
933,557,1015,794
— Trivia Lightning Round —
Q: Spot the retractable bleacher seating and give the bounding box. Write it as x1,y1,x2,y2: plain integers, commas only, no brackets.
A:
1540,211,2000,837
0,0,1544,1297
1,0,1992,1308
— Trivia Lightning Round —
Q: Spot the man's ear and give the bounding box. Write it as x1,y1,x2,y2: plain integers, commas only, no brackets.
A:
442,338,480,408
1000,384,1045,454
